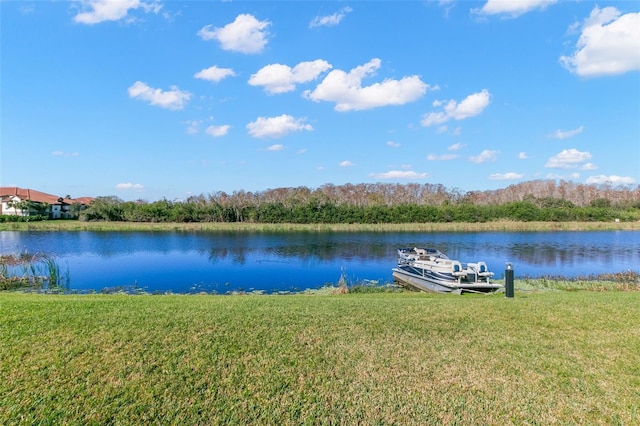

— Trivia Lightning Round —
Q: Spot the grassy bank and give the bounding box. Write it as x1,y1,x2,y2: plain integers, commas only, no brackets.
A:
1,219,639,232
1,291,639,424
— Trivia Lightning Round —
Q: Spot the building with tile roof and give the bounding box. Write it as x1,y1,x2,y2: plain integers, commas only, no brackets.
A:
0,187,94,219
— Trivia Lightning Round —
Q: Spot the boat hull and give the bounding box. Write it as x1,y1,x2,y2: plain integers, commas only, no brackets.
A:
392,267,503,294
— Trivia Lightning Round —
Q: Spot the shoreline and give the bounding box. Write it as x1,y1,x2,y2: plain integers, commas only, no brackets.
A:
1,219,639,232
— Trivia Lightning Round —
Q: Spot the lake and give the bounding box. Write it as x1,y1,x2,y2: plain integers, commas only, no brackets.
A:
1,230,638,293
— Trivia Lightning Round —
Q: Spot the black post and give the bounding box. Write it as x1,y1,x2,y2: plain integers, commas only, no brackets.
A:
505,263,514,298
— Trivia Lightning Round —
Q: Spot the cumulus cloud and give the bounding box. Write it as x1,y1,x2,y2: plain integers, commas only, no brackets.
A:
469,149,499,164
387,141,401,148
427,154,458,161
586,175,636,185
304,58,429,111
198,14,270,54
448,142,466,151
421,89,491,127
489,172,525,180
205,125,231,137
518,152,528,159
115,183,144,191
370,170,429,180
249,60,332,94
309,7,352,28
73,0,162,24
128,81,191,110
473,0,558,18
246,114,312,138
194,66,236,83
560,7,640,77
552,125,584,139
545,148,593,169
339,161,355,167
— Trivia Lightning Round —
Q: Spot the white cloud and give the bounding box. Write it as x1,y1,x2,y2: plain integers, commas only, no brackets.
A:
473,0,558,18
246,114,312,139
546,172,581,180
115,183,144,191
427,154,458,161
205,125,231,137
518,152,528,159
489,172,525,180
339,161,355,167
267,144,284,152
194,66,236,83
19,4,36,14
249,60,332,94
552,125,584,139
370,170,429,180
51,151,80,157
198,14,270,54
448,142,466,151
586,175,636,185
545,148,592,169
421,89,491,127
73,0,161,24
309,7,352,28
185,120,200,134
304,58,429,111
387,141,401,148
560,7,640,77
469,149,499,164
128,81,191,110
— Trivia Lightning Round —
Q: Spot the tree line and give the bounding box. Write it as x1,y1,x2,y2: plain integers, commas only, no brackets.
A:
79,180,640,223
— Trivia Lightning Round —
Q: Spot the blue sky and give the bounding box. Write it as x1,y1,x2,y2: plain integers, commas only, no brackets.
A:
2,0,639,201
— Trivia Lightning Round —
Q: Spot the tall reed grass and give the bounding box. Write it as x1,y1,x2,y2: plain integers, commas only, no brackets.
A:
514,271,640,292
2,219,639,232
0,253,68,291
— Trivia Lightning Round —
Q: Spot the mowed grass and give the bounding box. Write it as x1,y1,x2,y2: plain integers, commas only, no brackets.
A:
1,292,639,425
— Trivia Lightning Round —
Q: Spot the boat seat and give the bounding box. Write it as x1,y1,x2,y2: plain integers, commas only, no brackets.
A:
477,262,494,277
452,262,467,277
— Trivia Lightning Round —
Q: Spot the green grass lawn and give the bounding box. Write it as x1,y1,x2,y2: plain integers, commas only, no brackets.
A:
1,291,639,425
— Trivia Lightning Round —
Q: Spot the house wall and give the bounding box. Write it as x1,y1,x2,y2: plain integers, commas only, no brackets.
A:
0,196,55,218
1,196,22,216
51,204,61,219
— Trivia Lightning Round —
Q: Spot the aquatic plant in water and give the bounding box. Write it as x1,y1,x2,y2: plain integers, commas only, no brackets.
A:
517,271,640,292
0,252,68,292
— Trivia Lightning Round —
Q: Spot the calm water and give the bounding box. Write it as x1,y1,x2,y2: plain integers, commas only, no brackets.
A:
1,230,638,293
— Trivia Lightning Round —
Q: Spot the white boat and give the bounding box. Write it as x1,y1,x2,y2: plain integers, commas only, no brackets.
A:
392,247,503,294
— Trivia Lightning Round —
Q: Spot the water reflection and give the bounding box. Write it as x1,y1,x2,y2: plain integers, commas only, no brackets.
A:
0,230,638,293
